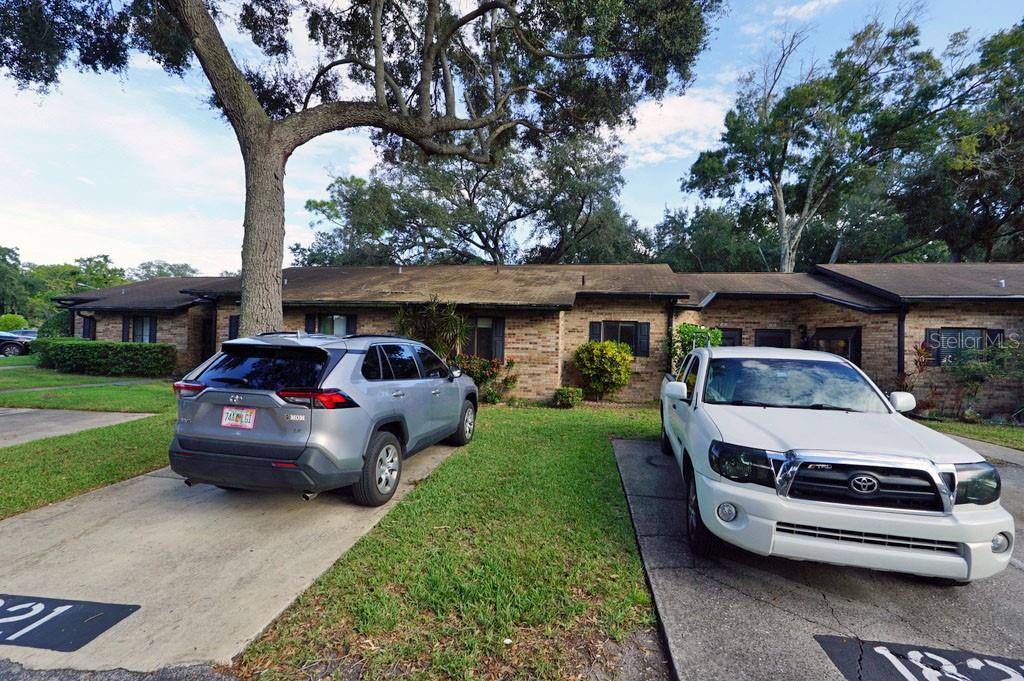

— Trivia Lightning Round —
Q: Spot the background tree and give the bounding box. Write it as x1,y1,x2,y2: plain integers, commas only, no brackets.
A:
0,247,29,314
654,206,773,272
296,134,643,265
2,0,721,334
129,260,201,280
685,14,986,271
893,23,1024,262
0,252,129,324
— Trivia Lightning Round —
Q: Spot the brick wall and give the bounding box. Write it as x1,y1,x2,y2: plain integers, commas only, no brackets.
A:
904,302,1024,416
71,306,213,372
675,298,899,387
562,296,673,402
500,310,562,399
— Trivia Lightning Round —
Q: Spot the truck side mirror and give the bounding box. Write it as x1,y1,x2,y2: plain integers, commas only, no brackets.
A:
889,391,916,413
664,381,688,401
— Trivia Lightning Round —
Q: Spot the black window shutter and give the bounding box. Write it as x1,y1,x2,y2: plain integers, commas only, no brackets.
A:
986,329,1004,347
493,317,505,361
588,321,602,342
924,328,940,364
149,317,157,343
122,316,130,342
305,313,317,333
346,314,357,335
465,316,477,356
636,322,650,357
228,315,240,340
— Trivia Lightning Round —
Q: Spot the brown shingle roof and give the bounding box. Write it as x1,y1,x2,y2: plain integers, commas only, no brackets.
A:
184,264,684,309
817,263,1024,301
58,277,229,311
674,272,895,311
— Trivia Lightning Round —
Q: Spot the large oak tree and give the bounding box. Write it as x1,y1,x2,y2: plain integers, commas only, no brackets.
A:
1,0,720,333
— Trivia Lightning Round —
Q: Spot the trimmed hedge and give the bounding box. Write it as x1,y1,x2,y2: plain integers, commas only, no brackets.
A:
552,387,583,409
31,338,176,377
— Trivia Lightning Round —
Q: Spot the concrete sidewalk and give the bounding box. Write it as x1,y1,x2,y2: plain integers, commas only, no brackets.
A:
0,445,455,673
0,408,152,447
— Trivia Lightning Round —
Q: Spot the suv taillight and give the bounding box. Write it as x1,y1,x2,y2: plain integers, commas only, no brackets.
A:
276,389,358,409
172,381,206,398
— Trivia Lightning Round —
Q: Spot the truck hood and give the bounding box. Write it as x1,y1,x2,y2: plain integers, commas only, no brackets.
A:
702,405,983,465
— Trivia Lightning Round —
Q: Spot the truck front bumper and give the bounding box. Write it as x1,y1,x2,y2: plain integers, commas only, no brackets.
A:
695,471,1015,581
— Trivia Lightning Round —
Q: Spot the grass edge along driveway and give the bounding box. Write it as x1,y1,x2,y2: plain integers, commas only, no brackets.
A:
236,405,660,680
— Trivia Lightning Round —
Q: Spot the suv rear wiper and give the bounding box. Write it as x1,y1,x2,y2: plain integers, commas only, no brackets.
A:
208,376,249,386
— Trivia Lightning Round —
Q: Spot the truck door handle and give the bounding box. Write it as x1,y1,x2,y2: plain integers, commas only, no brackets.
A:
431,389,441,395
392,391,406,398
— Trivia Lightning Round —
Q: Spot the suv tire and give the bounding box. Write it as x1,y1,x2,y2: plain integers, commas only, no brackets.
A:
685,459,715,557
447,400,476,446
352,431,403,507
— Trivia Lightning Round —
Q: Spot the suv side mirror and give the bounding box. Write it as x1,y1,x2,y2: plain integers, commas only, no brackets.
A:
664,381,688,401
889,391,916,413
449,366,463,380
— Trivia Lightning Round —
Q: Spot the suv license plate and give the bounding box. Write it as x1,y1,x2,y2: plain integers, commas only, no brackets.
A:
221,406,256,429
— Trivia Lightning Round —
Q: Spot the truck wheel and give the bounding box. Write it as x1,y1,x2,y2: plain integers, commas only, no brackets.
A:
352,431,403,507
447,400,476,446
685,460,715,557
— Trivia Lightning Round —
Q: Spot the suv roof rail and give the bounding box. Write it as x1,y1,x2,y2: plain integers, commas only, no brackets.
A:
341,333,412,340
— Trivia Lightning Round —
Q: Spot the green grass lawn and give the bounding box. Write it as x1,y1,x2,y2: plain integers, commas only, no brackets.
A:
0,367,145,391
0,354,37,367
0,381,175,413
0,413,175,520
237,405,659,680
924,420,1024,451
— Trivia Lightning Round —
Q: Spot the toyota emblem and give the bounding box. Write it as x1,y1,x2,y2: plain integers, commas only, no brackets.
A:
229,394,244,404
849,474,879,494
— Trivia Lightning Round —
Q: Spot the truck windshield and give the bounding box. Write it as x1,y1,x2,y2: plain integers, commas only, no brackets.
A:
198,345,331,391
702,358,889,413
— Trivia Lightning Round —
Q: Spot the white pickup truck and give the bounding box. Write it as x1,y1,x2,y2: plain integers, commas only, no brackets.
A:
660,346,1015,582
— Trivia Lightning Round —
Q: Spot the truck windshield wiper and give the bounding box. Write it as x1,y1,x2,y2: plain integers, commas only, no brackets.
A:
799,403,862,412
718,399,778,408
208,376,249,385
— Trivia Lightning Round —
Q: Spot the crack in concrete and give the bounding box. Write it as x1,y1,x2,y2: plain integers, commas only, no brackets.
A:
693,568,847,637
821,591,846,634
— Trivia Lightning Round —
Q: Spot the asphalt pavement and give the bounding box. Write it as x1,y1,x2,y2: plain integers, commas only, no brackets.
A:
614,438,1024,681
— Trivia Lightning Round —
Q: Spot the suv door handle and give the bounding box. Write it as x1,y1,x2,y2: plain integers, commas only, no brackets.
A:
392,391,406,398
431,389,441,395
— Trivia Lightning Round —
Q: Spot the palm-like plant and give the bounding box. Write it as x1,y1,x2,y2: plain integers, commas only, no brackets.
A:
394,297,470,360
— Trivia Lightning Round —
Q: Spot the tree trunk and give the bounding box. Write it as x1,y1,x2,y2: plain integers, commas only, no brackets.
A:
238,144,287,336
780,241,798,272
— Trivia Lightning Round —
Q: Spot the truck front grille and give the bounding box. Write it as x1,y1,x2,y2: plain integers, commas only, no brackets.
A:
775,522,961,554
787,463,944,512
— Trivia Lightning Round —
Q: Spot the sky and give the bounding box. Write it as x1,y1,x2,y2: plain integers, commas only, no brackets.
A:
1,1,1021,275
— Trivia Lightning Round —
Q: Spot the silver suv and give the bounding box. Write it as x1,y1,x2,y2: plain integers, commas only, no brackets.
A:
169,333,478,506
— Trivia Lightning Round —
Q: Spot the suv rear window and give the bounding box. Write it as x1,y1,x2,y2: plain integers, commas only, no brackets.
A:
199,345,330,391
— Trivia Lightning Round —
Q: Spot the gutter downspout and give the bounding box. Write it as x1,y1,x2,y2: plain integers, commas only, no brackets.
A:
897,303,907,377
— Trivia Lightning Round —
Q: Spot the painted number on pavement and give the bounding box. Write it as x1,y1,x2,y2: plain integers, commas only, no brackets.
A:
818,635,1024,681
0,594,139,652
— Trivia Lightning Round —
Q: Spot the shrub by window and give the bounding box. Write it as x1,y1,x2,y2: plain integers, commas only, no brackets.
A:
588,320,650,357
32,338,176,376
38,310,73,338
552,387,583,408
573,340,632,400
455,354,518,403
670,323,722,372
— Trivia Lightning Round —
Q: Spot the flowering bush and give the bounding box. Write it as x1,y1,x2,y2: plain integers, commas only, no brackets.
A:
573,340,632,400
454,354,519,403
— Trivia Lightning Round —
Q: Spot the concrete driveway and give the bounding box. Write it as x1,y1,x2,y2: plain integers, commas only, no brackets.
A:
0,445,454,673
614,438,1024,681
0,408,152,447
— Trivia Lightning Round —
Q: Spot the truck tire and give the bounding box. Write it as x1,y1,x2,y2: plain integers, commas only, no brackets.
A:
446,400,476,446
660,405,673,456
685,458,715,557
352,431,403,506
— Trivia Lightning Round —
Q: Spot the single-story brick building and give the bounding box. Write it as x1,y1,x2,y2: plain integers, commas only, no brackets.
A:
56,262,1024,412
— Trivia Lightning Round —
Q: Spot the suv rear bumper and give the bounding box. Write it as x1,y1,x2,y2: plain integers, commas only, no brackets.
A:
696,471,1015,581
169,436,361,493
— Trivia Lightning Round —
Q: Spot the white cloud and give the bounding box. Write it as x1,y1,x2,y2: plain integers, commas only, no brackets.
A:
773,0,842,20
617,88,732,167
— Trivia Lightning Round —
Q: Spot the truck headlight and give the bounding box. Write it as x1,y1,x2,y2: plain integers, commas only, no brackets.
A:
708,441,775,488
954,463,1001,505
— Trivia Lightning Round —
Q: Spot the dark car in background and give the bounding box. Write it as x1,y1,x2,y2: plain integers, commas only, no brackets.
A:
0,332,31,357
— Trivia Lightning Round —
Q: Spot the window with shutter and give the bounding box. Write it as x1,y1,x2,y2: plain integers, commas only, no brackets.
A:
228,315,240,340
593,320,648,356
936,328,984,364
121,316,130,342
465,316,503,359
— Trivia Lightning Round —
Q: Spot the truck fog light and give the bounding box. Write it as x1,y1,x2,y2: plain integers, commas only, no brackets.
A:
991,532,1012,554
716,502,738,523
